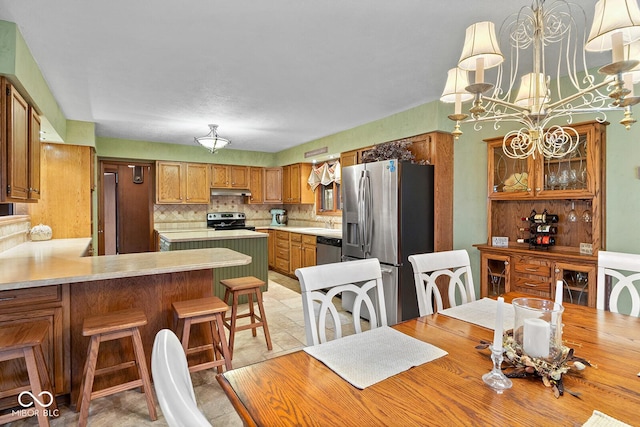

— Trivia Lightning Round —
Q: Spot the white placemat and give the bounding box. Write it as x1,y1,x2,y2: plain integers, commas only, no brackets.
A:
438,298,515,331
583,410,632,427
303,326,447,389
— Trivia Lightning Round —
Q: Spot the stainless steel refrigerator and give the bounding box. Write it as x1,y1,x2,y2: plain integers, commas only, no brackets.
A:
341,159,434,324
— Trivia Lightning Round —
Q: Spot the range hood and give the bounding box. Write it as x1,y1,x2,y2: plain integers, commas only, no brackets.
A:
210,188,252,197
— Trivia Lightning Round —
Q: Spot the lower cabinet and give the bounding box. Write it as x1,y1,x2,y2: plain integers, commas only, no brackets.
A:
275,231,290,273
0,285,69,410
271,231,317,277
478,245,596,307
302,235,316,269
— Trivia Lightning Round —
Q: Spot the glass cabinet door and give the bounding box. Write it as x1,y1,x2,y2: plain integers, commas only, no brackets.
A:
487,140,535,199
553,262,596,307
481,253,510,297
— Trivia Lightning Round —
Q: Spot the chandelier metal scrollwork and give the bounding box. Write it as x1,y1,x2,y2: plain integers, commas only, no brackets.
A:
440,0,640,159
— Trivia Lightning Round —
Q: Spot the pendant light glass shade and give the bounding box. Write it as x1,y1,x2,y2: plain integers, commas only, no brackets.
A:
194,124,230,154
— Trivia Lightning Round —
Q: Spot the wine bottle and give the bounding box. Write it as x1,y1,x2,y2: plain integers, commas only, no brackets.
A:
517,236,556,246
521,210,559,224
535,224,558,234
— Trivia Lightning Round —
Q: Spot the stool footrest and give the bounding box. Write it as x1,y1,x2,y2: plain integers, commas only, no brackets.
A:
0,384,30,400
94,360,137,376
185,343,214,355
91,379,143,400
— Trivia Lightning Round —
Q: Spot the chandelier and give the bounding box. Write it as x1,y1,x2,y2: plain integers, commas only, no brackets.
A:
441,0,640,159
194,124,231,153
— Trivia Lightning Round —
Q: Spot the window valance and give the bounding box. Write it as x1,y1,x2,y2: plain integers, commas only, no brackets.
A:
308,161,341,191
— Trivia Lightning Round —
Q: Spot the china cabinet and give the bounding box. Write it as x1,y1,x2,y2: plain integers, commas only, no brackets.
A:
477,121,605,307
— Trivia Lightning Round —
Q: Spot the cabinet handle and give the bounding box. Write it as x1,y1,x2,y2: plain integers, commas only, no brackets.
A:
524,282,537,287
0,296,17,302
527,188,532,192
504,261,509,266
535,187,541,191
555,268,560,273
525,267,538,272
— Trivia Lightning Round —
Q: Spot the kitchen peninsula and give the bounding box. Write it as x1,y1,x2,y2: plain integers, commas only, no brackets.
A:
0,238,251,405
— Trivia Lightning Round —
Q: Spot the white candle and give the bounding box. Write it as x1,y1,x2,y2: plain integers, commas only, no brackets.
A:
492,297,504,351
523,318,550,358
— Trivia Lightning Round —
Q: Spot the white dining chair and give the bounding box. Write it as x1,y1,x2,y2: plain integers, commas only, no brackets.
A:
295,258,388,346
409,249,476,316
597,251,640,317
151,329,212,427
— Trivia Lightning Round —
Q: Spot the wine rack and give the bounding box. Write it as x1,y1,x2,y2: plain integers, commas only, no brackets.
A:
521,209,558,250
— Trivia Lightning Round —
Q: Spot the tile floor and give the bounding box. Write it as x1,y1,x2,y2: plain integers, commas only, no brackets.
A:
7,270,311,426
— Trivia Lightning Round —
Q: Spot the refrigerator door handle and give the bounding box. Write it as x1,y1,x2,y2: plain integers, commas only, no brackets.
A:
357,171,366,253
363,171,373,257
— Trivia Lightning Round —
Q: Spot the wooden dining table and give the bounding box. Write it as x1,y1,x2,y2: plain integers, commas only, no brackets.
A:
217,293,640,426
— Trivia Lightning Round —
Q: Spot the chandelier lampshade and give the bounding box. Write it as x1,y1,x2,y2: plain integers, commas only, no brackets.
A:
442,0,640,159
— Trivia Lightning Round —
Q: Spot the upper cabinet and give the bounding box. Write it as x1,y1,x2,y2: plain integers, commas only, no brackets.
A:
282,163,314,204
248,167,264,204
211,164,249,188
339,146,374,168
264,167,283,204
486,121,605,200
156,161,210,204
1,78,41,202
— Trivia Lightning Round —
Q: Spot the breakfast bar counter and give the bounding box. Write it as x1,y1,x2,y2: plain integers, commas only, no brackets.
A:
0,238,252,407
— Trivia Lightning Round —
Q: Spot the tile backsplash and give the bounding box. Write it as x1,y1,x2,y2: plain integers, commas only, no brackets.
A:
153,196,342,230
0,215,30,253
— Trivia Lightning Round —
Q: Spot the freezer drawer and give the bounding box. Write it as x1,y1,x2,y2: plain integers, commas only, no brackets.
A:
341,261,399,325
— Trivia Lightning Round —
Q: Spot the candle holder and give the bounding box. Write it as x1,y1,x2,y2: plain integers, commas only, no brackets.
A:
512,298,564,361
482,345,513,393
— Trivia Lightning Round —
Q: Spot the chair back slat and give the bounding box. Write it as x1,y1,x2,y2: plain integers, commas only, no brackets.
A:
597,251,640,317
409,250,476,316
296,258,387,346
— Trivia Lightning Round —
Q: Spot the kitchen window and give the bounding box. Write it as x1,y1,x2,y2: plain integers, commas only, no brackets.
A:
308,161,341,216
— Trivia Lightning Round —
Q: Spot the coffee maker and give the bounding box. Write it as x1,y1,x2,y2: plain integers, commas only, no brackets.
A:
270,209,287,226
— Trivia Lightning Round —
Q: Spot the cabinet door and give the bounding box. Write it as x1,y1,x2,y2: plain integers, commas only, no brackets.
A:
290,164,301,203
230,166,249,188
156,161,183,203
28,108,41,200
302,235,317,268
289,233,303,274
282,166,292,203
6,84,30,200
210,164,230,187
535,123,603,198
185,163,210,203
264,167,282,203
267,230,276,268
480,252,510,298
248,167,264,204
553,261,595,307
487,139,535,199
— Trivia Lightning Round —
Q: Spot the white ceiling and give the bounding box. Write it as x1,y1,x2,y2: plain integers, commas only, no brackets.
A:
0,0,601,153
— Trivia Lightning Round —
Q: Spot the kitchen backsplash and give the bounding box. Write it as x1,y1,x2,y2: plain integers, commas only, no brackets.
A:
0,216,30,253
153,196,342,230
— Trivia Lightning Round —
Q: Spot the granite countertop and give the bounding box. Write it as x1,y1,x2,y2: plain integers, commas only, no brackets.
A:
0,238,251,291
256,226,342,239
158,229,267,243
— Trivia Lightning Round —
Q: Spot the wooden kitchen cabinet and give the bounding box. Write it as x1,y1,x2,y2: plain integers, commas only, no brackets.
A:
275,230,290,273
0,285,69,410
156,161,210,204
302,234,317,268
1,78,41,202
289,232,303,275
211,164,249,188
477,121,605,307
267,229,276,269
282,163,314,204
248,167,264,204
264,167,283,203
340,146,374,168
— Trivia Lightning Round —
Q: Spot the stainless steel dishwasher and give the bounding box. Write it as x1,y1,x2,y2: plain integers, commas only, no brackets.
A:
315,235,342,265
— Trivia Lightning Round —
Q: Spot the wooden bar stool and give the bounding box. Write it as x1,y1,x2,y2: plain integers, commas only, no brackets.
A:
220,276,272,357
76,308,157,427
172,296,232,373
0,321,58,427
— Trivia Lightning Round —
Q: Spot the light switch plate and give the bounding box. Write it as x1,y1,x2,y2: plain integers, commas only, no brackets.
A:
580,243,593,255
491,236,509,247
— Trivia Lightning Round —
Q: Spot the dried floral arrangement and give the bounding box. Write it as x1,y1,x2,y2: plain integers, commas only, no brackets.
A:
477,331,591,398
361,139,428,164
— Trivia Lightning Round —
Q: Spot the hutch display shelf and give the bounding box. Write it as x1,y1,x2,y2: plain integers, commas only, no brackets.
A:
476,121,605,307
